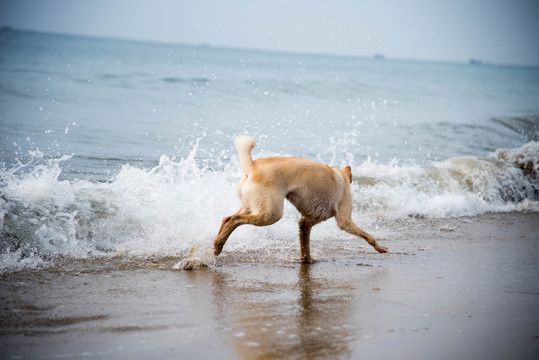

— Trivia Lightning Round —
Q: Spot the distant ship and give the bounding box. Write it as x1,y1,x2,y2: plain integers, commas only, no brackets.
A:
469,58,483,65
373,53,386,60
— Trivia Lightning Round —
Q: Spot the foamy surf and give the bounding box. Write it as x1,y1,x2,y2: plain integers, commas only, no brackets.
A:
1,141,538,273
355,142,538,218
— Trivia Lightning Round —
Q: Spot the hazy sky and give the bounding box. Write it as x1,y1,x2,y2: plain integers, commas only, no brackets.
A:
1,0,538,66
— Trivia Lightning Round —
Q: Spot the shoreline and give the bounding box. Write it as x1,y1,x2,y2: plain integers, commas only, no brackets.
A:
1,211,538,359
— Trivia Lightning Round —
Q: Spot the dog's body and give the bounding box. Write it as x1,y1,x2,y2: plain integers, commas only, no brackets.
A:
213,136,388,263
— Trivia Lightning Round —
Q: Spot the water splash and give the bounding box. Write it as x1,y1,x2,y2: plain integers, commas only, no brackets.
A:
173,239,216,270
1,141,538,273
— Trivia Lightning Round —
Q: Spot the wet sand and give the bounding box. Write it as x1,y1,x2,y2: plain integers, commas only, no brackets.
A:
1,211,538,359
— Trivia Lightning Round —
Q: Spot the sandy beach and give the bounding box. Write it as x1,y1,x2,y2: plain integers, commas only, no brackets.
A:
1,211,538,359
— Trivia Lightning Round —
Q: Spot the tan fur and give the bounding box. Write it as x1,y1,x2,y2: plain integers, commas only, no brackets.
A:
214,136,388,263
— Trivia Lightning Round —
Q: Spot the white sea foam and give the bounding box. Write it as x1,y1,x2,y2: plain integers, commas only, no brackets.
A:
1,142,538,273
354,144,538,218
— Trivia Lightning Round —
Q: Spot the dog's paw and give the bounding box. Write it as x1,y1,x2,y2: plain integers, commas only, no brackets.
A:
375,245,389,253
173,258,207,270
300,257,314,264
172,241,216,270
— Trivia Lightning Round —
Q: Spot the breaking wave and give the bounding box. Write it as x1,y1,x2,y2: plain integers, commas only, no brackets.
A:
1,142,538,273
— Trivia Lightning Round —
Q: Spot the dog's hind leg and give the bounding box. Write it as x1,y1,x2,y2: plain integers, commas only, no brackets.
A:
298,217,319,263
217,208,248,235
214,205,283,256
214,210,247,256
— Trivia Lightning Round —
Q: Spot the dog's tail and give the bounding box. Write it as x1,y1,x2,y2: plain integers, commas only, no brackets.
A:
234,136,256,174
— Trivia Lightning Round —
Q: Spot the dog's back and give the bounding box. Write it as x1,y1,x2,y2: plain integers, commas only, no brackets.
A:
234,138,347,223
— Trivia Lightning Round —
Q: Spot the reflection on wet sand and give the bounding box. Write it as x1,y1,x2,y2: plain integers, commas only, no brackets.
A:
202,262,379,359
2,212,537,359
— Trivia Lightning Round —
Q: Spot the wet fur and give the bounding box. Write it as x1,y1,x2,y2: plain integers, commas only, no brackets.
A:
213,136,388,263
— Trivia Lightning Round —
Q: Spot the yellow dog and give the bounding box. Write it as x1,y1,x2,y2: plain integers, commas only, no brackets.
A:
213,136,388,263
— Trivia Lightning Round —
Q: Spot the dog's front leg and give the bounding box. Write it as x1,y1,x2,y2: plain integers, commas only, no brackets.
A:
337,219,388,253
299,217,315,263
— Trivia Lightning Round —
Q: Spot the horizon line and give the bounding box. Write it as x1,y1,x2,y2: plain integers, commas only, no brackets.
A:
3,26,538,69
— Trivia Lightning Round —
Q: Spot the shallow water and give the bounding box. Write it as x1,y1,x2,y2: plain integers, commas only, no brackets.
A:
1,212,538,359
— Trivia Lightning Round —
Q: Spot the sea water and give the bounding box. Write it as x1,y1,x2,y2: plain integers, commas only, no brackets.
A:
1,30,538,272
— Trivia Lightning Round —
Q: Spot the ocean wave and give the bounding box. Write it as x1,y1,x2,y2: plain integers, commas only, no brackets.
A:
354,142,538,218
491,115,539,142
1,142,538,273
